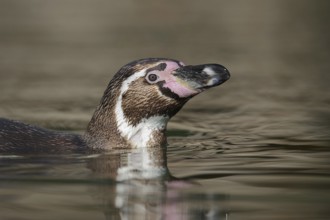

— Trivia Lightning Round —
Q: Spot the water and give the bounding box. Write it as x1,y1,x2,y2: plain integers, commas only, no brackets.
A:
0,0,330,219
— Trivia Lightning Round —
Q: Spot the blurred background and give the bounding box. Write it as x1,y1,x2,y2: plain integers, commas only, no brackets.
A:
1,1,330,219
0,0,329,132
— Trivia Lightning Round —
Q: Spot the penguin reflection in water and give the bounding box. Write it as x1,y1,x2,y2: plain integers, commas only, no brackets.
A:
0,58,230,219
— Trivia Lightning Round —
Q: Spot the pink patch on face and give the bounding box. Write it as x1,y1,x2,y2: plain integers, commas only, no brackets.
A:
164,61,182,72
150,60,197,98
163,81,198,98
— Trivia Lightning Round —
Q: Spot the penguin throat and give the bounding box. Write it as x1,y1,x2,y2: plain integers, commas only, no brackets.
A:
115,107,169,148
115,70,169,148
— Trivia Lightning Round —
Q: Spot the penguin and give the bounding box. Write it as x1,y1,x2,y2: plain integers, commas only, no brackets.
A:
0,58,230,153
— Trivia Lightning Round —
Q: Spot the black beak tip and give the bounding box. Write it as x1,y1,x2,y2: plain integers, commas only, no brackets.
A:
207,64,230,86
214,64,230,80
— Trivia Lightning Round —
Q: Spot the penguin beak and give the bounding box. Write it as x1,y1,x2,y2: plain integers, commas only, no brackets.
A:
171,64,230,95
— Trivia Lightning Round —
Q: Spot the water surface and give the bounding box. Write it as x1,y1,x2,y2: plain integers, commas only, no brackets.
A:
0,0,330,219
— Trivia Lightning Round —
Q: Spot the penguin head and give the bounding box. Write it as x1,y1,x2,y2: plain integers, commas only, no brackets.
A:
92,58,230,148
110,58,230,126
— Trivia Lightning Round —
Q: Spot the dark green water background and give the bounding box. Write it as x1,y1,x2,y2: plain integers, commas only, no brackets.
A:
0,1,330,219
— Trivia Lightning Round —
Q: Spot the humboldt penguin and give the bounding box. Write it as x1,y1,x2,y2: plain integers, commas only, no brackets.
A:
0,58,230,153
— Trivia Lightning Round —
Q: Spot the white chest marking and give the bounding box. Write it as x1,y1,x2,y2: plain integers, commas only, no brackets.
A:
115,69,169,148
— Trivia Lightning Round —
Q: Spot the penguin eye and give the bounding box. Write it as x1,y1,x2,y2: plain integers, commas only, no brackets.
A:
147,73,158,83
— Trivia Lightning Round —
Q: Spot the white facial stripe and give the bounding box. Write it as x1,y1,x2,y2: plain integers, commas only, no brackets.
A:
115,69,169,148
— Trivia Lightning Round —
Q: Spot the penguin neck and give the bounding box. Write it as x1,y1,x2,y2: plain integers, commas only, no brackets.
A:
84,90,170,150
